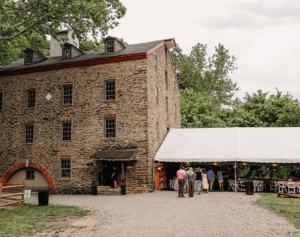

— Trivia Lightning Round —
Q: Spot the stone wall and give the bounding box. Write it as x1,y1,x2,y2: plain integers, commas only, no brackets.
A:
0,57,152,194
147,44,181,190
0,44,181,194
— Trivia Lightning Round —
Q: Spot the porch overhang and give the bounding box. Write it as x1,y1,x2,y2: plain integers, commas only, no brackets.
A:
90,149,138,161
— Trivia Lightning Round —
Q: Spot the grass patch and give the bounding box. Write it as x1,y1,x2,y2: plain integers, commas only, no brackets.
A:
257,193,300,229
0,204,89,236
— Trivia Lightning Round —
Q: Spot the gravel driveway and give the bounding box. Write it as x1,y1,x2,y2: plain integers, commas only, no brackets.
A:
25,191,300,237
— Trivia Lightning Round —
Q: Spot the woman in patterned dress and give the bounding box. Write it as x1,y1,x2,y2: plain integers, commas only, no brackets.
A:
202,168,209,193
195,167,202,194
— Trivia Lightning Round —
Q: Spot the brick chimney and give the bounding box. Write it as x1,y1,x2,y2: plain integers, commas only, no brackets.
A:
50,29,79,57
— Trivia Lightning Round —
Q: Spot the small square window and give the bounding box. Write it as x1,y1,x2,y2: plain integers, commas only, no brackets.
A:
106,40,114,53
63,46,71,59
62,85,72,105
155,86,159,105
25,52,33,64
156,121,159,141
60,158,71,179
0,92,2,111
105,80,116,101
25,125,34,143
105,117,116,139
62,122,71,141
26,170,34,180
27,89,36,108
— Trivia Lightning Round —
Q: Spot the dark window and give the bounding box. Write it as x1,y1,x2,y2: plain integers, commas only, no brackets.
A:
25,52,33,64
165,47,168,65
175,103,177,120
26,170,34,180
27,89,36,108
105,117,116,139
60,158,71,179
166,97,169,121
106,40,114,53
165,71,168,90
155,56,158,71
63,85,72,105
0,92,2,111
25,125,34,143
167,126,170,133
63,46,71,59
105,80,116,101
155,86,159,105
62,122,71,141
156,121,159,141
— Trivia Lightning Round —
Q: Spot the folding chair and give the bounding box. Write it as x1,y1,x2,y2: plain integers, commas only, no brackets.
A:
256,181,264,192
239,181,245,192
228,180,234,190
270,181,275,191
278,182,287,193
288,183,296,194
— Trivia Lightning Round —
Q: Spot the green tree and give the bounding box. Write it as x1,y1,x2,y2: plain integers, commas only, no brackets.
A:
226,89,300,127
171,42,239,107
0,0,127,64
181,88,226,128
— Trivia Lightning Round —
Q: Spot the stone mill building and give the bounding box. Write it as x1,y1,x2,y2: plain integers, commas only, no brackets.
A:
0,30,181,194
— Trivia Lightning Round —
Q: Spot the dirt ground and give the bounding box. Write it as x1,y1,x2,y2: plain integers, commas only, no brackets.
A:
23,191,300,237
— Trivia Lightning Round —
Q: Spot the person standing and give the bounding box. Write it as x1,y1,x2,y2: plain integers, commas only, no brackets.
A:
195,167,202,195
202,169,209,193
177,166,186,197
217,170,225,191
207,167,215,191
186,168,196,197
185,167,189,194
111,166,117,189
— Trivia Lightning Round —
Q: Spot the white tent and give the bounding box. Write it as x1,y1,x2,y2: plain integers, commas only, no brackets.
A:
154,127,300,164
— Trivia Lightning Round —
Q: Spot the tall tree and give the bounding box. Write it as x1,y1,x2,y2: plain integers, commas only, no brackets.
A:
0,0,126,64
171,42,239,107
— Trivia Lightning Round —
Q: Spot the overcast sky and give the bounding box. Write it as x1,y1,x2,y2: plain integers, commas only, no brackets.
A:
104,0,300,101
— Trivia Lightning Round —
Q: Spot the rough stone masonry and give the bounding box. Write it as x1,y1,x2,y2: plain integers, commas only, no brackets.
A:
0,38,181,194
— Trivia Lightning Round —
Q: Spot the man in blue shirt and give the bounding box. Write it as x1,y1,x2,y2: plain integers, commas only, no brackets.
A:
207,167,215,191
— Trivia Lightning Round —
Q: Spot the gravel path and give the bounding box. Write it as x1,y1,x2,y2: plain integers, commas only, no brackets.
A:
25,191,300,237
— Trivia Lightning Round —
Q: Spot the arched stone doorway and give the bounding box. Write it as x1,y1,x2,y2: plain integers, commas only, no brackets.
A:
1,163,56,193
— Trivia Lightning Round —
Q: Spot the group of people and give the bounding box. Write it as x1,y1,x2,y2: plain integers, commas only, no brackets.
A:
98,165,118,188
176,166,225,197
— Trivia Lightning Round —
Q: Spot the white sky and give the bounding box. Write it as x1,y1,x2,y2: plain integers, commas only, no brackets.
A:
104,0,300,101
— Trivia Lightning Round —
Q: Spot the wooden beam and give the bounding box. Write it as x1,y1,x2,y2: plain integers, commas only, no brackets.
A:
1,192,24,198
0,200,24,207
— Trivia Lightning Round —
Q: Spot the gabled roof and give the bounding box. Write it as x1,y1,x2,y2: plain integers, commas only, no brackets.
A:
155,128,300,164
0,39,166,74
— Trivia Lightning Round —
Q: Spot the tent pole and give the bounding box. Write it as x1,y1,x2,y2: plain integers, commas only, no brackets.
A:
235,162,237,192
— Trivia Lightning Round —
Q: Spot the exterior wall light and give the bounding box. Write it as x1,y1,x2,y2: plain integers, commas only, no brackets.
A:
272,163,278,167
213,162,218,165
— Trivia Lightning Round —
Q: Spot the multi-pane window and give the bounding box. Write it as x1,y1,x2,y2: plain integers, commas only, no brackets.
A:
175,103,177,120
60,158,71,179
156,121,159,141
63,85,72,105
105,80,116,101
0,92,2,111
155,86,159,105
106,40,114,53
63,46,71,59
26,170,34,180
166,97,169,121
27,89,36,108
105,117,116,139
62,122,71,141
25,125,34,143
165,71,168,90
25,52,33,64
